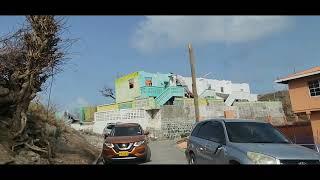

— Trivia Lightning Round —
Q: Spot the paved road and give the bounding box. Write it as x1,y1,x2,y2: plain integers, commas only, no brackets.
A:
143,140,187,164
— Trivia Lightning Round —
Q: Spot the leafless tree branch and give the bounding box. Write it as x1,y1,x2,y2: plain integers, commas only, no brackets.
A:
100,86,115,100
0,15,74,138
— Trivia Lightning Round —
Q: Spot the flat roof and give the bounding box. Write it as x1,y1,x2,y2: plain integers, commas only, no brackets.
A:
275,66,320,84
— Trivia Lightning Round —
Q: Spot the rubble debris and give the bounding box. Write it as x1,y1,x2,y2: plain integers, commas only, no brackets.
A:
0,144,15,164
176,137,188,150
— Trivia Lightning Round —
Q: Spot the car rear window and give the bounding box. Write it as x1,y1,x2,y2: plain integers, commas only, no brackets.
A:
112,126,142,136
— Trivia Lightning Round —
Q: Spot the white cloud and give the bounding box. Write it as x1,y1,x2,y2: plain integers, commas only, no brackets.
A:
132,16,292,53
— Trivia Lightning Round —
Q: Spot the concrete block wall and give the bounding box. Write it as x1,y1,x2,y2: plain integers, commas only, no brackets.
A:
92,100,286,140
157,103,233,140
156,101,284,140
233,101,286,125
159,105,196,139
145,109,162,139
93,109,148,134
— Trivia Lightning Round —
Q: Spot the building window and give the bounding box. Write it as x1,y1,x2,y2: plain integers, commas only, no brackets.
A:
164,81,169,88
221,87,224,93
240,89,244,92
129,79,134,89
145,77,152,86
308,79,320,96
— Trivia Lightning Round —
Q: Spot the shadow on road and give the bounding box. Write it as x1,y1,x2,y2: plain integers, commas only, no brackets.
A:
93,154,149,165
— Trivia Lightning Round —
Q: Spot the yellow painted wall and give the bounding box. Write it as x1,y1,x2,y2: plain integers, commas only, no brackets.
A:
174,97,223,107
97,104,119,112
115,72,140,103
83,106,97,122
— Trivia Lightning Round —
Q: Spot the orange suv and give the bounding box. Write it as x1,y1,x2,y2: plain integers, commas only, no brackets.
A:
102,123,151,164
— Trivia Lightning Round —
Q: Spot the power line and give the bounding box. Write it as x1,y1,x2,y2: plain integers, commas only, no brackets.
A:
46,67,54,122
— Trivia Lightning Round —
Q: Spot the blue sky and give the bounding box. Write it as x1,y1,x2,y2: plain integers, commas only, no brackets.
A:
1,16,320,111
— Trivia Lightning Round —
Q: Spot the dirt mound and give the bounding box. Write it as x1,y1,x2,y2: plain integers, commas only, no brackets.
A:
51,128,100,164
0,113,100,164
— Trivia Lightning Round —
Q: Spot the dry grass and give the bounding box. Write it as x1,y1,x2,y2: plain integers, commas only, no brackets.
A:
0,101,100,164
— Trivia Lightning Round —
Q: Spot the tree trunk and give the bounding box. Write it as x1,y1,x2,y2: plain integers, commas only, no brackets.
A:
11,102,29,138
10,77,34,138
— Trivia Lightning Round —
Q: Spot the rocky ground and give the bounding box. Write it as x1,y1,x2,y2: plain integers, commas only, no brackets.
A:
80,131,104,150
0,117,189,165
0,120,101,165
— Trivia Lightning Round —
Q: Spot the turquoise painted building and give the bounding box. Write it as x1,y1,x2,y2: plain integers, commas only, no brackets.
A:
96,71,223,111
115,71,184,107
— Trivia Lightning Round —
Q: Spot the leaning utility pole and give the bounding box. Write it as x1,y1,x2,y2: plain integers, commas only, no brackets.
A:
188,43,200,122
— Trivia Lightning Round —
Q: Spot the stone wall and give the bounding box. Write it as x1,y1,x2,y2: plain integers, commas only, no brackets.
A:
145,109,162,139
233,101,286,125
155,103,232,140
154,101,285,140
92,100,286,140
158,105,195,140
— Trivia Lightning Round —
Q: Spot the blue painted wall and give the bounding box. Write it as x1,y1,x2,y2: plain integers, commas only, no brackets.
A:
114,71,173,102
138,71,171,88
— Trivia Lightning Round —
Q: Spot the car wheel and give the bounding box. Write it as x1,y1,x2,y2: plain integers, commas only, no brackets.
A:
189,153,196,165
144,148,151,162
95,156,106,165
229,160,240,165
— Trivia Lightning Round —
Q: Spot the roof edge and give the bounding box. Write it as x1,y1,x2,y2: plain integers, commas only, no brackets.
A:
275,71,320,83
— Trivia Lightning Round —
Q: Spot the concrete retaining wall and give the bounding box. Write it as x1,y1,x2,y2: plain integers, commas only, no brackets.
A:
93,109,148,134
91,100,286,140
233,101,285,125
159,105,195,139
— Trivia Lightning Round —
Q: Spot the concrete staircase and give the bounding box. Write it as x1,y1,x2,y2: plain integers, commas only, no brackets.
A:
155,86,184,106
224,91,258,106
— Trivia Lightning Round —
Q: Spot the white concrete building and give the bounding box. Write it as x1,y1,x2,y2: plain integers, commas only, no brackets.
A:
179,76,257,106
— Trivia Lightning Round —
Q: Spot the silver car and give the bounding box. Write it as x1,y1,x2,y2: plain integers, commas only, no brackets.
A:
103,123,116,139
185,119,320,165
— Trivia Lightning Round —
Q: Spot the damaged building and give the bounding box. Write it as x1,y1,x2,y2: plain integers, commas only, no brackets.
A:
89,71,285,139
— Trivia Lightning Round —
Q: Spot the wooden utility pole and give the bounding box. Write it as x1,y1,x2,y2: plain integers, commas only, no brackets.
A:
188,43,200,122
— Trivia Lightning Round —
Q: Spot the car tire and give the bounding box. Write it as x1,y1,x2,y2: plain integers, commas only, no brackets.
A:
144,148,151,162
230,160,240,165
189,153,196,165
95,156,106,165
104,158,112,165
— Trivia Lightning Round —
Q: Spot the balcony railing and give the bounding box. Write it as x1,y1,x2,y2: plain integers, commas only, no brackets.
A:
140,86,164,97
141,86,185,106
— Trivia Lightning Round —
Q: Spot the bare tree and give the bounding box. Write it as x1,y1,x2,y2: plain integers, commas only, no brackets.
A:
0,16,73,138
100,86,115,100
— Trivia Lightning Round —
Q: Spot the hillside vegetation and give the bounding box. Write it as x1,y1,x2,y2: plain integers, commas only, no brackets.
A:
258,90,307,122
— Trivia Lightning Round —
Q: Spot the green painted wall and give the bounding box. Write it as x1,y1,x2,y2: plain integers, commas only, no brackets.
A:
115,71,172,103
82,106,97,122
138,71,171,88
